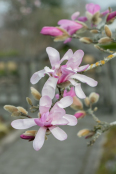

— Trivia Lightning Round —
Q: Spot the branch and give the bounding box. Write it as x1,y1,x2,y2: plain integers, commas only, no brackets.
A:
84,52,116,72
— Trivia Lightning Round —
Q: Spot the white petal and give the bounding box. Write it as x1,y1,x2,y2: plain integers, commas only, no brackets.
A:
46,47,60,68
71,74,98,87
30,69,45,84
69,79,86,99
11,119,36,129
39,96,52,114
33,127,47,151
60,49,73,64
42,77,58,99
57,96,73,108
63,114,77,126
52,118,69,125
49,126,67,141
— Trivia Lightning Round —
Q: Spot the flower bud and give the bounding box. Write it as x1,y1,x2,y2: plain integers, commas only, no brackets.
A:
104,25,112,38
11,111,22,117
84,97,90,107
4,105,18,113
106,11,116,24
80,37,93,44
55,94,59,100
20,130,37,141
74,111,86,119
30,87,41,101
77,129,90,137
26,97,33,106
90,29,99,34
71,96,83,110
89,92,99,104
98,37,112,44
40,26,64,37
93,107,98,112
17,107,28,115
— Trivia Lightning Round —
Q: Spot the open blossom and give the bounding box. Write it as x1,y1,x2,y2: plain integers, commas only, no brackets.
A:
31,47,97,99
11,77,77,151
85,3,109,26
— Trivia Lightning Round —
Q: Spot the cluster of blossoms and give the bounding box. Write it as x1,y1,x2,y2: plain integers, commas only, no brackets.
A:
40,3,116,44
4,2,116,151
4,47,98,151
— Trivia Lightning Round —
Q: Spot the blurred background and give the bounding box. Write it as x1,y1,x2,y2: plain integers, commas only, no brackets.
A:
0,0,116,174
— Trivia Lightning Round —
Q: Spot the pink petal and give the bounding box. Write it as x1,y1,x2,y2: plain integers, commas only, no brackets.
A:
39,96,52,114
86,3,100,15
33,127,47,151
11,118,36,129
49,126,67,141
71,11,80,21
52,118,69,125
78,16,88,22
40,27,63,36
42,77,58,99
63,114,77,126
46,47,60,68
64,38,72,43
70,74,98,87
57,96,73,108
77,64,89,72
55,94,59,99
30,69,45,84
60,49,73,64
101,9,109,17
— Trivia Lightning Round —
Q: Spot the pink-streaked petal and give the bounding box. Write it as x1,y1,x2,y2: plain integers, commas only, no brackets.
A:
63,114,77,126
60,49,73,64
77,64,89,72
42,77,58,99
49,126,67,141
70,74,98,87
58,19,75,25
64,38,72,43
39,96,52,114
40,27,63,36
50,105,66,117
52,118,69,125
55,94,59,99
33,127,47,151
44,66,54,75
57,96,73,108
46,47,60,68
71,11,80,21
11,119,36,130
107,11,116,22
30,69,45,84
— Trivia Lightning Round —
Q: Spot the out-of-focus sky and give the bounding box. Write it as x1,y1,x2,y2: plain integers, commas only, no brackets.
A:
86,0,116,9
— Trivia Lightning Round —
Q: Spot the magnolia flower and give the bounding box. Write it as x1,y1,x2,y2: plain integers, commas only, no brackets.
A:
11,77,77,151
57,20,83,43
31,48,97,98
31,47,97,99
85,3,109,26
